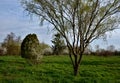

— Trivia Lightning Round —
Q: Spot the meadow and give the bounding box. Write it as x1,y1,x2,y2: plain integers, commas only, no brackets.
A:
0,55,120,83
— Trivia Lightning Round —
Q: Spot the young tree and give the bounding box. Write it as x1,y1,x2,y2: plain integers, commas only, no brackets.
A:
2,32,21,55
21,0,120,75
52,33,65,55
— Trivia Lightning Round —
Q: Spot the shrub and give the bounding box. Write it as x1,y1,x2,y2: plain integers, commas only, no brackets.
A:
61,47,69,55
21,34,42,61
43,47,53,56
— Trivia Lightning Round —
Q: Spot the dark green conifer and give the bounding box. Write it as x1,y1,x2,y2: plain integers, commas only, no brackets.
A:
21,34,42,61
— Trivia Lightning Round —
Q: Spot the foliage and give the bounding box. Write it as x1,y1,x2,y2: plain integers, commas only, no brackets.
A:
0,55,120,83
21,0,120,75
43,47,53,56
52,33,65,55
39,42,52,55
1,32,21,55
21,34,42,61
39,42,50,53
0,48,4,56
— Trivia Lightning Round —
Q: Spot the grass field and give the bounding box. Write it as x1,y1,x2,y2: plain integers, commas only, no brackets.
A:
0,55,120,83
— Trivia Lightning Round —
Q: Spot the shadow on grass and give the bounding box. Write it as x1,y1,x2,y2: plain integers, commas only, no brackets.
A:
0,59,26,65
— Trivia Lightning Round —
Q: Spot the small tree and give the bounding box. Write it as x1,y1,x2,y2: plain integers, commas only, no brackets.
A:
52,33,65,55
107,45,115,52
22,0,120,75
95,45,100,55
2,32,21,55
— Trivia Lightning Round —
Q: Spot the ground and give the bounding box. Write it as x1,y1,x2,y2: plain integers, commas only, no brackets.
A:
0,55,120,83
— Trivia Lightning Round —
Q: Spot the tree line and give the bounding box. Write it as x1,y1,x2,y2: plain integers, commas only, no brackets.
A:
0,32,49,56
0,32,120,56
0,32,66,56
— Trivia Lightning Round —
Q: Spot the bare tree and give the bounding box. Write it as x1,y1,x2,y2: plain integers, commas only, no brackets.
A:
21,0,120,76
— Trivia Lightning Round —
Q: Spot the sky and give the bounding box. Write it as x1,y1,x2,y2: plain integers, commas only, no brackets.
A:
0,0,120,50
0,0,53,45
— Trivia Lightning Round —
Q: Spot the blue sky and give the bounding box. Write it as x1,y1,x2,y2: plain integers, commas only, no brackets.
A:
0,0,53,45
0,0,120,50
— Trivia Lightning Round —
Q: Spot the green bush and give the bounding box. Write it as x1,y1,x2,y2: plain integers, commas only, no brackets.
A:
21,34,42,61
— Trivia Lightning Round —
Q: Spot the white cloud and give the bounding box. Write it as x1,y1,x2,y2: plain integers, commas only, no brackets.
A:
0,12,53,45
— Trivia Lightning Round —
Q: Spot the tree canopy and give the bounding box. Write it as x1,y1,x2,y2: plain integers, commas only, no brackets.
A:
21,0,120,75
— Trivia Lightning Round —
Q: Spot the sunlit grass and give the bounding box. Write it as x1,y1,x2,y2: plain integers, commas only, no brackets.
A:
0,55,120,83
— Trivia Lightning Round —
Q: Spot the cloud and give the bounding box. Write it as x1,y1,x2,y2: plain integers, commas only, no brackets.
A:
0,0,53,45
0,14,53,44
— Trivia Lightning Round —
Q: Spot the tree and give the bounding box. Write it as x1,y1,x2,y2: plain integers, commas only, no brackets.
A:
21,0,120,76
107,45,115,52
40,42,52,55
2,32,21,55
84,45,92,55
40,42,50,52
95,44,100,54
21,34,42,61
52,33,65,55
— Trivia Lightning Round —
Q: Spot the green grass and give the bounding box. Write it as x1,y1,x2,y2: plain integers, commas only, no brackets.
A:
0,55,120,83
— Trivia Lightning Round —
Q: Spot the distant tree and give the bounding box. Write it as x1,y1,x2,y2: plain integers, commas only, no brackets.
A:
52,33,65,55
22,0,120,76
43,47,53,56
0,48,4,56
114,50,120,56
2,32,21,55
40,42,50,51
84,45,92,55
95,45,100,53
39,42,52,55
107,45,115,52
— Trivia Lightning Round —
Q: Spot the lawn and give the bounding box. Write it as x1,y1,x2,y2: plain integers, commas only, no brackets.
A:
0,55,120,83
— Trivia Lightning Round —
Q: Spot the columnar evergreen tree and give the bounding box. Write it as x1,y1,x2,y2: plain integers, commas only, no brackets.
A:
52,33,65,55
21,34,42,61
21,0,120,75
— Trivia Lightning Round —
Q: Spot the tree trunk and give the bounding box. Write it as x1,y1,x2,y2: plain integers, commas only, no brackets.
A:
74,64,79,76
68,50,83,76
73,53,83,76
